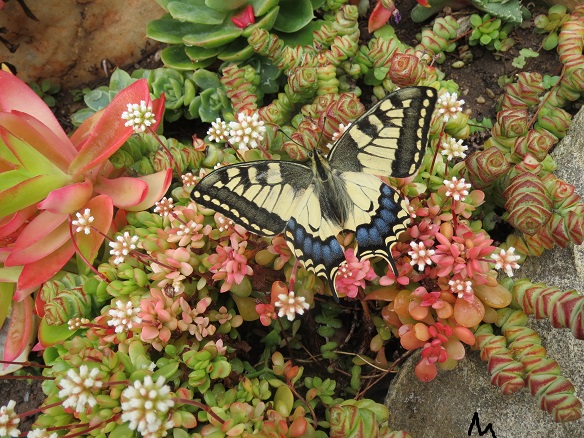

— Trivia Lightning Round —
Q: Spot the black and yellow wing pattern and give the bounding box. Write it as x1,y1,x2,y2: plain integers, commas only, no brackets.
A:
191,86,437,300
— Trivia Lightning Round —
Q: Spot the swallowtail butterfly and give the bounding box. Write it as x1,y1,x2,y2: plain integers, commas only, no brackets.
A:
191,87,437,300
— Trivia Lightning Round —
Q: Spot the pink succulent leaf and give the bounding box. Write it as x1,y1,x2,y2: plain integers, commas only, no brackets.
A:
124,169,173,211
6,215,70,266
0,173,70,219
0,112,75,170
93,175,148,208
0,126,69,178
7,210,67,253
0,71,70,146
75,195,113,263
2,295,34,369
15,239,75,295
68,79,153,177
152,92,166,129
36,178,93,214
0,205,36,239
368,1,393,33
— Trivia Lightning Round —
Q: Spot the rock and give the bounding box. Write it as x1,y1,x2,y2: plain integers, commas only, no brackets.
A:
0,0,164,88
386,107,584,437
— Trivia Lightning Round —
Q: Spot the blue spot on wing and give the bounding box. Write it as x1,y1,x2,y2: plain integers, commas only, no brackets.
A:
355,184,407,276
285,218,345,301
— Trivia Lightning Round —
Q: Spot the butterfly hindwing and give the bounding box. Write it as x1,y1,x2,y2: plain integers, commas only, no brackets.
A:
328,86,437,178
285,216,345,294
191,161,313,236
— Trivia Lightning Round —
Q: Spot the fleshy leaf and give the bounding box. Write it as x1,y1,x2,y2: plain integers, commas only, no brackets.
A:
15,240,76,294
37,179,93,214
37,317,74,348
6,216,70,266
1,295,34,372
75,195,114,263
68,80,152,177
0,71,70,146
0,174,71,219
124,169,173,211
0,112,75,170
93,175,148,208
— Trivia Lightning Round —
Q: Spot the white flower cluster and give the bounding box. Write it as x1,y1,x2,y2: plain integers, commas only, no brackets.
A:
107,299,142,333
109,231,139,265
58,365,103,413
440,137,468,160
121,375,175,438
121,100,156,133
207,112,266,152
72,208,94,235
274,291,310,321
437,92,464,122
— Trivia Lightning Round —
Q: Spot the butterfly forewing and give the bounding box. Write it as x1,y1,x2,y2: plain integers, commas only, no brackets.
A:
328,86,437,178
191,161,313,236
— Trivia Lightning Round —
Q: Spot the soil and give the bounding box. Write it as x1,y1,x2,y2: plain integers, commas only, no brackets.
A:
1,0,568,432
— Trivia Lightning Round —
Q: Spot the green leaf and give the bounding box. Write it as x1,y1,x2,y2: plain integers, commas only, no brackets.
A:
471,0,523,25
167,0,227,24
274,0,314,33
160,45,215,70
147,15,214,44
217,40,255,62
249,0,279,16
192,69,222,89
184,45,223,62
182,23,243,48
470,14,483,27
519,47,539,59
205,0,247,11
511,55,526,69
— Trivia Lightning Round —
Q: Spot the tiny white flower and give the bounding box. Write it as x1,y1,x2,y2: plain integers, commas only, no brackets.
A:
440,137,468,160
181,172,198,188
491,247,521,277
154,197,174,217
408,241,435,271
27,428,58,438
228,112,266,151
109,232,139,265
443,177,471,202
332,122,351,142
58,365,103,413
107,300,142,333
449,278,474,300
121,375,175,438
275,291,310,321
71,208,94,235
437,92,464,122
121,100,156,133
0,400,20,437
207,118,229,142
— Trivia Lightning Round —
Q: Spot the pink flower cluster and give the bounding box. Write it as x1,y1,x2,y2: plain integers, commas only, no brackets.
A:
208,234,253,292
335,248,377,298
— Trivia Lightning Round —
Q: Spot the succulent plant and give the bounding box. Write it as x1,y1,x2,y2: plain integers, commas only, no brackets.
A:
147,0,317,71
468,13,515,52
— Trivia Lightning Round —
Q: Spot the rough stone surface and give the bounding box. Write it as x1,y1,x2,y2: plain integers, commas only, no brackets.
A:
386,108,584,437
0,0,164,88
